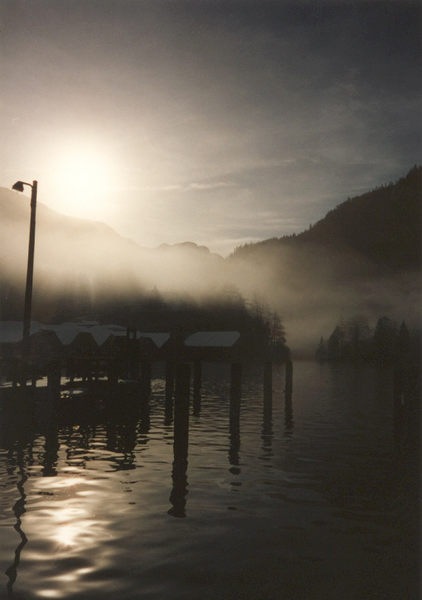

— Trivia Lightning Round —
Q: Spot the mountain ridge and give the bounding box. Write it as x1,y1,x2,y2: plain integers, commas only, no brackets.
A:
230,165,422,272
3,165,420,272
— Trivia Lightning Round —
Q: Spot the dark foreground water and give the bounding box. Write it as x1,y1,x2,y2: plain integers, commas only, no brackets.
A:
0,361,419,600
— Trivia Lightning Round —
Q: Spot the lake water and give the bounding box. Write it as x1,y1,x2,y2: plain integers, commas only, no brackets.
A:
0,361,418,599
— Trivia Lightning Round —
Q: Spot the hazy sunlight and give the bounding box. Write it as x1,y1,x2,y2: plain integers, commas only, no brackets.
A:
49,142,117,220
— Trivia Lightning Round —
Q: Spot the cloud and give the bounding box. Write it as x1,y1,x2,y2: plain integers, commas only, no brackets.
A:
116,180,236,194
186,181,235,191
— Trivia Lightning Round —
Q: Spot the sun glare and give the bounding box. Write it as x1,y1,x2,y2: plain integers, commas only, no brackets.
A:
48,142,117,221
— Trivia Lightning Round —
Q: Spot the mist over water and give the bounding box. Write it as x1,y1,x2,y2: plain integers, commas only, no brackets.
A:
228,244,422,352
1,184,420,355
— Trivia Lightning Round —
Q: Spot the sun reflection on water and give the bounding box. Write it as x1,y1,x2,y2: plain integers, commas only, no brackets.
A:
53,521,84,548
18,471,117,597
34,477,86,490
38,590,61,598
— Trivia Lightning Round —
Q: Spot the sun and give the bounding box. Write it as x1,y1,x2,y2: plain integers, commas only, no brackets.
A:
48,141,117,221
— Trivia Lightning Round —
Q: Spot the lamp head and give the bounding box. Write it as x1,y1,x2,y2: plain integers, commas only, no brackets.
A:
12,181,25,192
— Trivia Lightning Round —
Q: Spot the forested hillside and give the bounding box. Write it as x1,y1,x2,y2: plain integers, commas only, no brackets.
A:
232,166,421,272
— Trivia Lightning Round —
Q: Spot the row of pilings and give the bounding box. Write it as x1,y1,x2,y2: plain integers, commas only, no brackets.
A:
0,357,294,519
166,359,293,517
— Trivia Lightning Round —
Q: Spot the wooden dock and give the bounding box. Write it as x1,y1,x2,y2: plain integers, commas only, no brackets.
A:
0,325,291,393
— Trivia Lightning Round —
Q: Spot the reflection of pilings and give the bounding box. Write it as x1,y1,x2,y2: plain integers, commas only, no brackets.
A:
285,359,294,434
193,360,202,416
229,363,242,466
168,363,190,517
5,447,28,596
107,419,138,469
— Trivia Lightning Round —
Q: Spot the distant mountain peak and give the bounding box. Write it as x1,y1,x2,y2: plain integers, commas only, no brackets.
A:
158,241,223,260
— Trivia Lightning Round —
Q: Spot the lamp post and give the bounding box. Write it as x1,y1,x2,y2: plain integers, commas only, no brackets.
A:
12,180,38,344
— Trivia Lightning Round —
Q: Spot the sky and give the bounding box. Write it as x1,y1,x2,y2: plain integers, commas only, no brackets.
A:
1,0,421,255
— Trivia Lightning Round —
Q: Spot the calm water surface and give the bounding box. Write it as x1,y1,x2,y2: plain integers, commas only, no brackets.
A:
0,361,418,599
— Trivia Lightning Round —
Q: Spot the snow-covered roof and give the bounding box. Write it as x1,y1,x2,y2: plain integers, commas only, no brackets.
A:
137,332,170,348
0,321,170,348
184,331,240,348
42,323,89,345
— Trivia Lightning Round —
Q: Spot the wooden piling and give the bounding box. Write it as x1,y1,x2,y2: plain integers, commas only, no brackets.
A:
169,363,190,517
164,360,175,424
285,358,293,399
263,361,272,421
174,363,190,456
126,329,139,380
393,364,405,447
193,360,202,416
165,361,175,402
230,363,242,399
31,369,37,389
285,359,293,433
42,425,59,476
140,361,152,396
47,360,61,406
229,363,242,465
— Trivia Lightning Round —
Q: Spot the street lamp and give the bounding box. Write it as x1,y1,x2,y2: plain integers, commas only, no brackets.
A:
12,180,38,343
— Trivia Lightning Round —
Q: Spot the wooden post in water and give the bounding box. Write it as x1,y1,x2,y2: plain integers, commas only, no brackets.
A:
12,358,19,388
139,392,151,434
285,358,293,398
126,327,139,380
393,364,405,447
165,361,175,424
140,361,152,397
169,363,190,517
47,360,61,406
285,358,293,432
263,360,272,422
93,360,99,382
230,363,242,398
165,361,175,400
262,363,273,453
193,360,202,416
174,363,190,455
42,425,59,476
229,363,242,466
68,359,75,384
107,360,119,386
31,368,37,389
